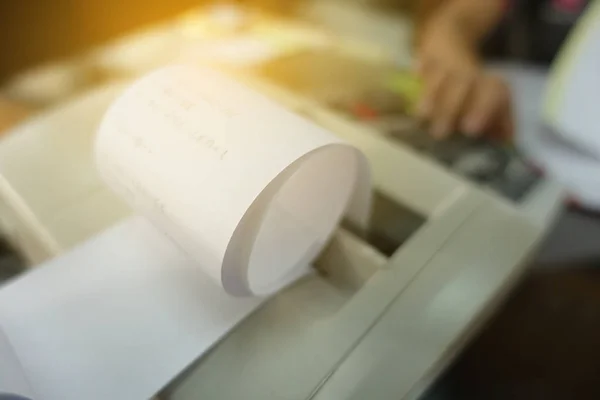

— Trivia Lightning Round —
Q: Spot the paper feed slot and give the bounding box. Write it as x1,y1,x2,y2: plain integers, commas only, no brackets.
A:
316,190,425,292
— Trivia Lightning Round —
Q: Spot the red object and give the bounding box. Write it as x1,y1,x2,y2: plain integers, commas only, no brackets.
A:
351,103,378,121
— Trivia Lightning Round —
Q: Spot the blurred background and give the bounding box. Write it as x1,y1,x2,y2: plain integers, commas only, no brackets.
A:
0,1,599,399
0,0,285,80
0,0,413,81
0,0,417,111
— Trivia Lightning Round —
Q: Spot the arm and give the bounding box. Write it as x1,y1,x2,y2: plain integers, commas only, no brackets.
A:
415,0,446,43
416,0,506,48
414,0,513,139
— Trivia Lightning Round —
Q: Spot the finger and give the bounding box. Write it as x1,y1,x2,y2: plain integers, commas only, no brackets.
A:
501,105,515,140
461,77,510,137
489,80,513,140
490,101,515,141
430,72,475,139
417,66,448,119
413,55,427,75
415,53,437,77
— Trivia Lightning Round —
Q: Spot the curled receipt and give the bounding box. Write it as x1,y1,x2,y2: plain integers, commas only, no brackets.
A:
96,66,369,296
96,64,371,295
0,65,371,400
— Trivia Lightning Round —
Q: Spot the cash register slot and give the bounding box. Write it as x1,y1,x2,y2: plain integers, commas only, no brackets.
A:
344,190,425,257
313,229,386,293
315,190,424,291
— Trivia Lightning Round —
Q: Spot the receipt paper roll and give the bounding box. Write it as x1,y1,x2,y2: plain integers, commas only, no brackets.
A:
95,65,370,296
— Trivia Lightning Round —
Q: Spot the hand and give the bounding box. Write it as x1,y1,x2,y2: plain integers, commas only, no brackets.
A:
416,20,513,140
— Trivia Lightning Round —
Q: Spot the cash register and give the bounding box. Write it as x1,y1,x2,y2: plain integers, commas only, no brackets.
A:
0,1,564,399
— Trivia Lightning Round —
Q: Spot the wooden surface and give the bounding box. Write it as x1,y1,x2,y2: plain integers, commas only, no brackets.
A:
424,265,600,400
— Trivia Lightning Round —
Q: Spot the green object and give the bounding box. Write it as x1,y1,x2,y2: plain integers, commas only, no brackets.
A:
385,71,423,114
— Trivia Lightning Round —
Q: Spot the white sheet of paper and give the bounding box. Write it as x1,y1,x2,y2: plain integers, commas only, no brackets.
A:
0,65,370,400
528,127,600,208
544,2,600,159
495,63,600,209
0,217,264,400
0,327,35,398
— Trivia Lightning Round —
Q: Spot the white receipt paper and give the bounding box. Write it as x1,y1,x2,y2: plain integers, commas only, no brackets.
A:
0,65,370,400
0,327,34,398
